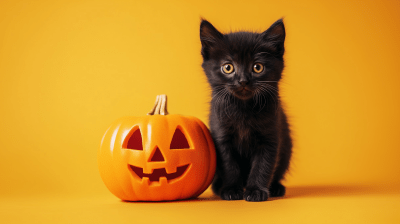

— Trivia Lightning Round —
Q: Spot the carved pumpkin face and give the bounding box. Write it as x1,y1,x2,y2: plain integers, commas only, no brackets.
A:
98,96,216,201
126,125,192,184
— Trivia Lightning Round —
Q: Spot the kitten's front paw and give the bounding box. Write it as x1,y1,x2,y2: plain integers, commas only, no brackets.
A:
244,188,269,202
269,182,286,197
220,186,244,200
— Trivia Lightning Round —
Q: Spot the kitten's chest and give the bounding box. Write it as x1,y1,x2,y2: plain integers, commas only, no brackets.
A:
232,121,253,146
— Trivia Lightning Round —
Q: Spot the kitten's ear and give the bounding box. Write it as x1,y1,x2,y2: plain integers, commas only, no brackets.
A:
262,19,286,57
200,19,223,59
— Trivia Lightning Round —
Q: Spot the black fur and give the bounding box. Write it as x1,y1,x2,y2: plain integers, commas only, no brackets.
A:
200,19,292,202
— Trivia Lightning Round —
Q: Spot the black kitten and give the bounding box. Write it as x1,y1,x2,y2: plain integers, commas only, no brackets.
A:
200,19,292,202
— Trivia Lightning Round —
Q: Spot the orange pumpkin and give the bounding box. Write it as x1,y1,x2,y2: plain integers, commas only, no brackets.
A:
98,95,216,201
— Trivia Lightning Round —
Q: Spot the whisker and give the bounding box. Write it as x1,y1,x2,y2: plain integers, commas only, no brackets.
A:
258,88,267,112
222,90,232,120
212,88,225,99
253,89,259,109
211,86,234,120
257,85,279,114
263,86,280,114
211,86,229,119
258,83,279,92
260,90,266,113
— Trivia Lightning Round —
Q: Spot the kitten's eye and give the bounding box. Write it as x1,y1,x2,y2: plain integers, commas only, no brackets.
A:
253,63,264,73
221,64,234,74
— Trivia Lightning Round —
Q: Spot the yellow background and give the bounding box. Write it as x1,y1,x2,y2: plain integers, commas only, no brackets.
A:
1,0,399,223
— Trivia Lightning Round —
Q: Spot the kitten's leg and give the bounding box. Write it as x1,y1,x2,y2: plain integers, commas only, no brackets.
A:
270,117,292,197
268,150,290,197
244,146,277,202
212,143,243,200
211,172,223,194
269,181,285,197
269,153,290,197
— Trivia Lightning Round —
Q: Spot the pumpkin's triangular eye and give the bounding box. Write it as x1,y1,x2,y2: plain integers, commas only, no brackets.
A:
126,128,143,150
170,127,190,149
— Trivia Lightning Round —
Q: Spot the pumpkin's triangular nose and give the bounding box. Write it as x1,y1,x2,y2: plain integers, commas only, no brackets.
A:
150,147,165,162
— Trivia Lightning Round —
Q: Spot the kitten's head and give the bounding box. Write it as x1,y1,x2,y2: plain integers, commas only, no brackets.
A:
200,19,285,101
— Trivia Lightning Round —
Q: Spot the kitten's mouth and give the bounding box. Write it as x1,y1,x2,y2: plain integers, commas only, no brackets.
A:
239,87,250,93
234,87,253,99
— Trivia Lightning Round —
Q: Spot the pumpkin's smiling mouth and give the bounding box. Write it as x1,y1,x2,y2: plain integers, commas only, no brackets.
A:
129,164,190,182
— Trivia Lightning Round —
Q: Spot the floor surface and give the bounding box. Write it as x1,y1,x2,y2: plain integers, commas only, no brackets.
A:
2,184,399,224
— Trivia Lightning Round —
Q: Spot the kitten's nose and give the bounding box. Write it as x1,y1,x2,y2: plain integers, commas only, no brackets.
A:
239,80,248,87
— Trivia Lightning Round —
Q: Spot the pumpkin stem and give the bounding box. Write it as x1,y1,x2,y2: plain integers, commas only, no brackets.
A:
147,94,169,115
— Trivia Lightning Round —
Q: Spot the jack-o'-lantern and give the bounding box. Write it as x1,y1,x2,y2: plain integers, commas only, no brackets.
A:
98,95,216,201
